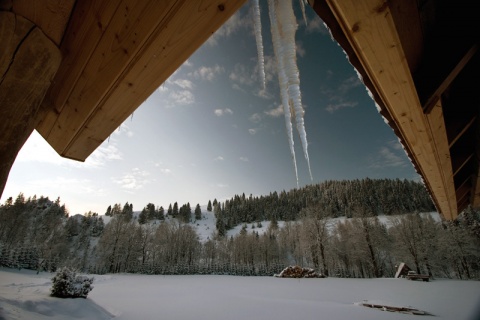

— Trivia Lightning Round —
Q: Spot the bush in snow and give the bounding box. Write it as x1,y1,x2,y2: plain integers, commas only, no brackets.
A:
51,267,94,298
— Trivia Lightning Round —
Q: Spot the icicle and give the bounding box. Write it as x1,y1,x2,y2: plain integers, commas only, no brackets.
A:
299,0,308,26
268,0,299,188
277,0,313,181
253,0,266,90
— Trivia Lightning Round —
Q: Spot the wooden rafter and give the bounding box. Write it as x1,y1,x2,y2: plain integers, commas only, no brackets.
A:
36,0,247,161
322,0,458,219
416,43,478,114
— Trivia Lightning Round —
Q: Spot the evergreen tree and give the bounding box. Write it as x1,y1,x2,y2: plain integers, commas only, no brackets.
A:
173,202,179,217
207,200,212,212
105,205,112,217
122,202,133,221
157,206,165,220
138,209,147,224
167,204,173,216
195,204,202,221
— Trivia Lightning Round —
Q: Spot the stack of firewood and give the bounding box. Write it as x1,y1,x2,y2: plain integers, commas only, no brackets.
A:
274,266,325,278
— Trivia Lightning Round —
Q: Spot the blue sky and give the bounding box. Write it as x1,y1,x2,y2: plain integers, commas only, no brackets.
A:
1,1,419,215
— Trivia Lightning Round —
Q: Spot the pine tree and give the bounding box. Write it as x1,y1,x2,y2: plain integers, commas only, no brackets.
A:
105,205,112,217
195,204,202,221
173,202,179,217
167,204,173,216
138,209,147,224
207,200,212,212
157,206,165,220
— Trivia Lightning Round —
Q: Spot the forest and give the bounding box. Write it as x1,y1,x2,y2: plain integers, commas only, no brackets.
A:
0,179,479,279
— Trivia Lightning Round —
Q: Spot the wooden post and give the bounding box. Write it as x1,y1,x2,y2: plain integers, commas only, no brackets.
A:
0,11,61,198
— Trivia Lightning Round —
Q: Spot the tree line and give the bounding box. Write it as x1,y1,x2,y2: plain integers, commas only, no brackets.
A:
211,178,435,234
0,179,478,279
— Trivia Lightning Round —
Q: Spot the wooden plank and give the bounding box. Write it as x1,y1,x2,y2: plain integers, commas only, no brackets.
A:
0,12,61,197
37,0,179,155
7,0,75,46
419,44,478,114
426,102,457,220
448,115,477,148
325,0,458,219
37,0,247,161
36,0,121,137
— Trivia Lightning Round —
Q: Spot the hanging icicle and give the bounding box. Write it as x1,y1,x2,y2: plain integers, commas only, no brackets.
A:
299,0,308,26
268,0,299,188
253,0,266,90
267,0,313,183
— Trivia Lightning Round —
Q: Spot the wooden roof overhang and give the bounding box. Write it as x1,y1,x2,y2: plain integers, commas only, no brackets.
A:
309,0,480,219
23,0,246,161
4,0,478,220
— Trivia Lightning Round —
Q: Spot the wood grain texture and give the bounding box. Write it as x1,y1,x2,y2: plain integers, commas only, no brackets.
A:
325,0,458,218
36,0,247,161
0,11,61,197
2,0,75,46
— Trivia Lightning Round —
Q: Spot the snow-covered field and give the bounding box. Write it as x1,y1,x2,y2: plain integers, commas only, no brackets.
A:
1,268,479,320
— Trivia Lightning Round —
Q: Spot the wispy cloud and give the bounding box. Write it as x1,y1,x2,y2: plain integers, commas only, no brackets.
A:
207,10,251,46
325,101,358,114
160,168,171,175
214,156,224,161
249,113,262,123
173,79,194,89
305,15,328,35
264,104,284,117
296,41,306,58
239,157,249,162
248,128,257,135
167,90,195,106
216,183,229,188
189,65,224,81
214,108,233,116
113,168,152,191
323,75,362,113
369,140,408,169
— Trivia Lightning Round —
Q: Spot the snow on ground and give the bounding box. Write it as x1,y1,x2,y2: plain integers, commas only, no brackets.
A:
1,268,479,320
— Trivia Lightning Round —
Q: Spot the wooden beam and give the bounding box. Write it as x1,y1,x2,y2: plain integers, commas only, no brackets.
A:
36,0,247,161
0,11,61,198
416,43,478,114
452,154,473,178
448,115,476,148
324,0,458,219
1,0,76,46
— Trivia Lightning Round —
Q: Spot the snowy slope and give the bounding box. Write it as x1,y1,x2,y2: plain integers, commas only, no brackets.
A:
1,268,479,320
100,207,441,243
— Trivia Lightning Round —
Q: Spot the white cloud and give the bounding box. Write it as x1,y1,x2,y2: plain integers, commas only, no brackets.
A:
207,11,250,46
249,113,262,123
173,79,194,89
325,101,358,113
323,75,363,113
338,76,362,94
264,104,284,117
305,15,328,35
296,41,306,58
160,168,171,175
214,108,233,116
239,157,249,162
189,65,224,81
169,90,195,105
369,143,408,169
216,183,229,188
113,168,151,191
214,156,224,161
248,128,257,135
